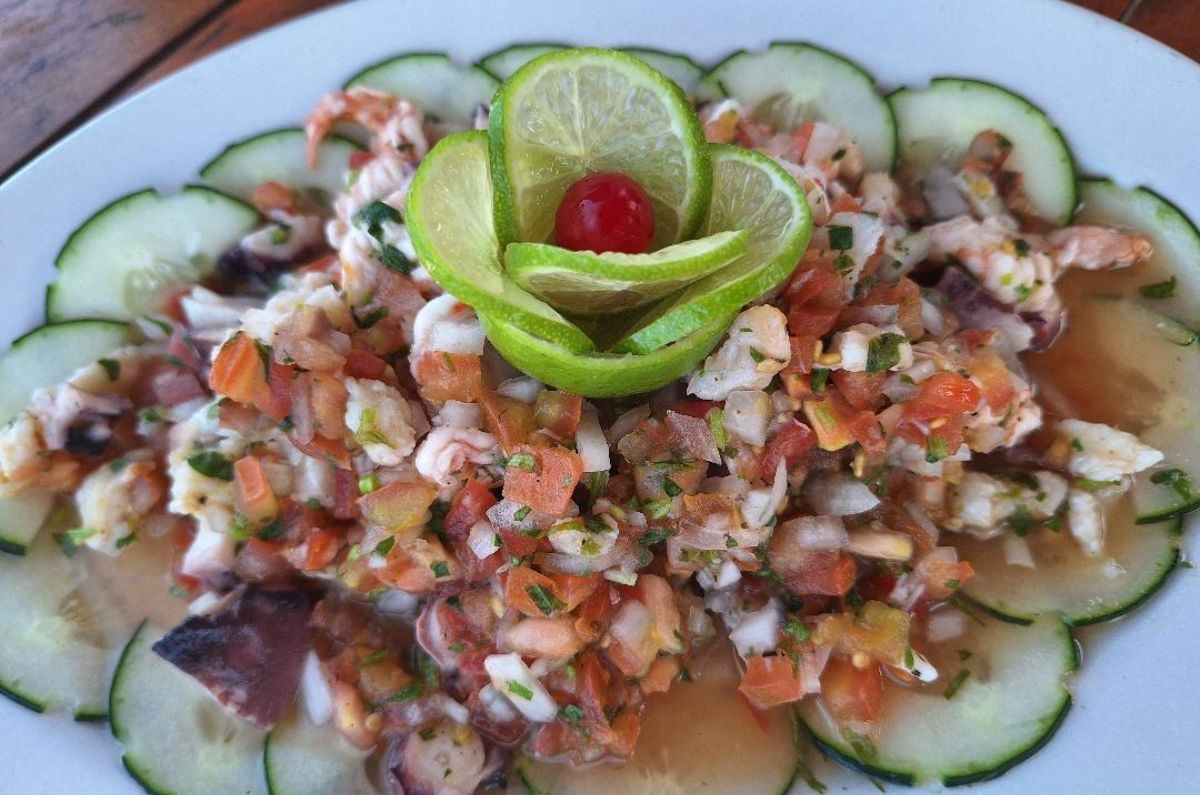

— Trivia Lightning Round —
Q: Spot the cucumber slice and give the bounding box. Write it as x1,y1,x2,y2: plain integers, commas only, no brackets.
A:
111,621,267,795
265,710,379,795
618,47,705,95
200,128,363,202
0,528,185,719
0,491,55,556
47,187,260,322
478,43,567,80
799,614,1076,786
518,640,800,795
0,531,109,717
956,504,1180,627
0,319,134,423
345,53,498,121
699,43,896,172
505,229,750,316
405,131,594,352
889,78,1075,224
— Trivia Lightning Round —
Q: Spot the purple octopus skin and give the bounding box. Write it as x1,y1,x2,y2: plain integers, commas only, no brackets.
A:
936,266,1063,351
152,587,312,728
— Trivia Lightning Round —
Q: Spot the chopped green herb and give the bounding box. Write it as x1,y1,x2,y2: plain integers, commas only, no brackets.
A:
115,532,138,550
108,457,130,473
945,578,960,590
833,252,855,274
526,584,566,615
354,200,401,238
355,407,388,446
748,347,766,364
784,616,811,644
1007,504,1036,536
1140,276,1176,299
388,682,423,702
137,406,164,423
352,305,389,329
828,225,854,251
943,669,971,699
725,536,738,548
305,498,323,510
375,536,396,556
957,649,973,662
507,681,534,700
430,560,450,578
513,505,532,522
187,451,234,480
639,528,675,546
448,642,465,653
380,244,413,274
903,647,915,669
359,650,388,667
866,332,907,374
1070,437,1084,452
642,498,671,520
662,477,682,497
1014,284,1033,303
559,704,584,725
229,513,253,541
1151,468,1195,501
1013,238,1031,257
583,471,608,509
268,225,291,245
97,358,120,381
925,436,949,464
358,473,380,494
707,409,726,449
418,726,437,741
507,452,537,471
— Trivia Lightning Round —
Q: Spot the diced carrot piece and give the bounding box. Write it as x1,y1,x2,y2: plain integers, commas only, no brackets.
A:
234,455,277,523
412,351,482,403
534,390,583,438
505,567,565,618
502,444,583,515
358,480,436,535
739,655,805,709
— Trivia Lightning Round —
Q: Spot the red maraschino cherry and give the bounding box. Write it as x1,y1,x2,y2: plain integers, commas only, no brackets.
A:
554,172,655,254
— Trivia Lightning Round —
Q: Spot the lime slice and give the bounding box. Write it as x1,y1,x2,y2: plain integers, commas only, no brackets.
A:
480,311,733,398
612,144,812,354
405,130,594,353
489,48,711,248
505,229,749,316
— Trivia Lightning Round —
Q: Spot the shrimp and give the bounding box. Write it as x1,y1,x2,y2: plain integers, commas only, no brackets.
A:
688,305,791,400
305,87,429,168
1058,418,1163,481
1044,226,1153,271
74,454,164,554
413,426,501,500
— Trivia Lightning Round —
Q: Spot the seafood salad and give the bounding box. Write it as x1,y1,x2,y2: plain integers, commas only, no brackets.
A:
0,43,1195,795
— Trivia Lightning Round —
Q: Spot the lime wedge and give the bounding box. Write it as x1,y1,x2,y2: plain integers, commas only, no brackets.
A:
405,130,594,353
480,311,733,398
489,48,711,248
612,145,812,354
505,229,748,316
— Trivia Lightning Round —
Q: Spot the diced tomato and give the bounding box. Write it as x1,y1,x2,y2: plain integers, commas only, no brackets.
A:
234,455,277,523
496,526,541,560
804,394,884,454
412,351,482,403
739,655,805,709
479,388,537,452
831,370,887,412
444,479,497,542
915,554,975,601
902,373,981,421
344,348,388,380
575,649,614,725
502,444,583,515
857,567,898,603
331,468,359,521
358,481,437,535
670,400,721,419
574,581,615,643
301,528,341,571
251,181,297,214
548,572,600,612
290,432,352,469
830,192,863,214
813,602,911,665
840,278,923,340
209,333,292,420
760,419,817,475
641,655,681,696
785,256,847,337
821,656,885,727
608,710,641,758
769,527,858,596
629,574,683,654
782,335,817,376
505,567,565,618
348,150,377,170
966,350,1016,410
534,390,583,438
309,372,348,439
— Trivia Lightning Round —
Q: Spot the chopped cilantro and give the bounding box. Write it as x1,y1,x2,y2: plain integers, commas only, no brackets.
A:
1006,504,1036,536
526,584,566,615
1140,276,1176,299
513,505,532,522
811,368,830,393
187,451,233,480
866,332,907,374
380,244,412,274
352,305,389,329
430,560,450,578
1150,468,1195,501
925,436,949,464
784,616,811,644
354,200,401,238
97,358,120,381
943,669,971,699
957,649,973,662
1070,437,1084,452
642,498,671,520
662,477,682,497
748,347,766,363
638,528,675,546
388,682,423,702
559,704,584,724
359,650,388,667
418,726,437,741
827,225,854,251
1013,238,1031,257
375,536,396,556
507,681,534,700
116,532,138,550
707,409,726,449
833,252,855,274
507,452,537,471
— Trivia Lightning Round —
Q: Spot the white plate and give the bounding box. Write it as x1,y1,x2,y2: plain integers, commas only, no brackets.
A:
1,0,1197,792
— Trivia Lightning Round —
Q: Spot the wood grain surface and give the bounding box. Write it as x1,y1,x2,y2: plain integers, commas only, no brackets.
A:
0,0,1196,182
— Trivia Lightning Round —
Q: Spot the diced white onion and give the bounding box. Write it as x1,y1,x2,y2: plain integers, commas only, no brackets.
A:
724,390,771,446
783,515,849,550
575,404,610,472
496,376,541,404
805,472,881,516
467,520,500,560
607,405,651,444
435,400,482,429
300,651,334,726
482,653,558,723
609,600,653,649
847,530,914,561
925,609,968,643
729,600,781,659
1003,533,1036,568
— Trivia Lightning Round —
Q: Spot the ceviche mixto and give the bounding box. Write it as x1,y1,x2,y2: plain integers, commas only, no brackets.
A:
1,43,1196,795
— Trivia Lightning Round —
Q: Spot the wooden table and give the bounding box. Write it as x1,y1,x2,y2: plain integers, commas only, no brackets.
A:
0,0,1196,181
